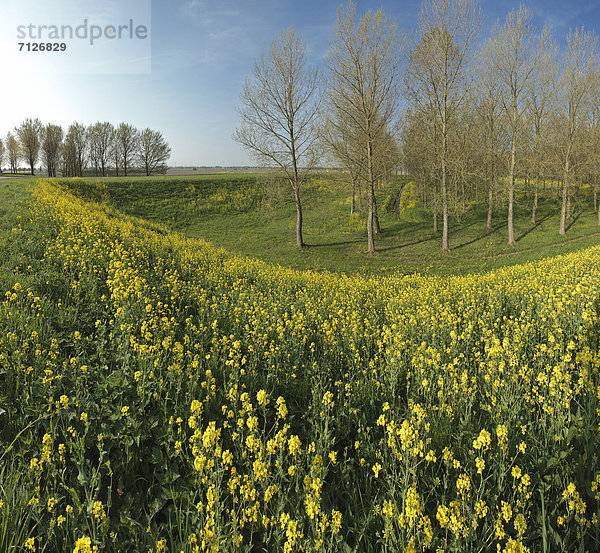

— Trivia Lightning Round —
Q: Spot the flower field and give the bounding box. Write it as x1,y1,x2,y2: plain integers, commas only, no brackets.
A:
1,178,600,553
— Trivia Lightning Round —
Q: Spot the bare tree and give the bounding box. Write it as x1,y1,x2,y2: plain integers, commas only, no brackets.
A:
406,0,481,251
476,37,503,231
62,123,88,177
42,124,64,177
15,118,43,175
402,106,440,230
328,1,404,254
109,132,121,176
137,128,171,176
6,133,20,174
324,120,364,214
0,137,4,173
490,7,547,246
588,71,600,224
234,26,320,249
527,35,557,225
556,28,598,235
115,123,139,176
88,122,114,177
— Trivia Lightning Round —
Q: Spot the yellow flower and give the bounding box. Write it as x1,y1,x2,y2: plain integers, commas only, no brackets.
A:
372,463,382,478
276,396,288,419
91,501,106,523
25,537,36,551
190,399,202,415
73,536,92,553
288,435,302,456
121,406,129,417
476,457,485,474
256,389,268,406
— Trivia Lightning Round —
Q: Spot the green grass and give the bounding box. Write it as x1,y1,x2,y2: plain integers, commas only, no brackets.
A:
54,174,600,276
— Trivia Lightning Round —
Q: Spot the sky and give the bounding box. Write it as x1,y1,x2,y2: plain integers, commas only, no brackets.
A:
1,0,600,167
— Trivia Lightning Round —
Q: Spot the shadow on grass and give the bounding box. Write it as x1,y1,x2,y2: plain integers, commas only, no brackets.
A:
308,239,362,248
453,221,507,250
515,212,554,243
377,233,439,253
565,210,584,233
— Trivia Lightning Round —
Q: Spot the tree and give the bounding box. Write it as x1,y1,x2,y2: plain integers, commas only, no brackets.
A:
6,133,20,174
328,1,404,254
476,37,503,231
15,118,43,175
556,28,598,235
136,128,171,176
234,26,320,249
527,36,557,225
406,0,481,251
88,122,114,176
63,123,88,177
402,106,440,230
110,133,121,176
490,7,547,246
42,124,64,177
115,123,139,176
0,137,4,173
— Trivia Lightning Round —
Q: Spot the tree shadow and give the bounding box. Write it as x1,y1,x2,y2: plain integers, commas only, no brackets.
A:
515,212,554,243
565,210,584,233
308,239,362,248
377,233,439,253
453,221,507,250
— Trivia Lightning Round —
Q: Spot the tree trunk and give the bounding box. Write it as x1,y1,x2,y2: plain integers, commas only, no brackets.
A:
367,141,375,255
560,155,570,236
294,186,304,249
508,113,517,246
487,184,493,231
373,194,381,235
531,183,538,225
350,172,355,214
441,137,449,251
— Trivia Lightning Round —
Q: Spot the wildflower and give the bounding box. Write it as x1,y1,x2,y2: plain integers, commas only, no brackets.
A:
73,536,92,553
256,389,268,406
190,399,202,415
276,396,288,419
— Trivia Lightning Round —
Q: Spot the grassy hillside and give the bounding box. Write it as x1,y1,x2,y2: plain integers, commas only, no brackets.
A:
55,174,600,275
1,178,600,552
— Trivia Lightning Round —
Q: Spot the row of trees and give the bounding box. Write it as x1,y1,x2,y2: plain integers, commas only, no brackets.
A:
0,120,171,177
236,0,600,253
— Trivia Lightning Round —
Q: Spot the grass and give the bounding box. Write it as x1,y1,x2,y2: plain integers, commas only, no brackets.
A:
54,173,600,276
1,178,599,552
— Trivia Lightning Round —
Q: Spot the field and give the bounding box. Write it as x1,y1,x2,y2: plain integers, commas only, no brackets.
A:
55,173,600,275
1,176,600,553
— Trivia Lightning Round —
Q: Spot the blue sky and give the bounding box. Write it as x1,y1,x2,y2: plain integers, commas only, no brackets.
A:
2,0,600,166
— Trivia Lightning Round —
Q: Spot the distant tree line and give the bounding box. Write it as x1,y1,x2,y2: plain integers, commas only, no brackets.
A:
236,0,600,253
0,120,171,177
